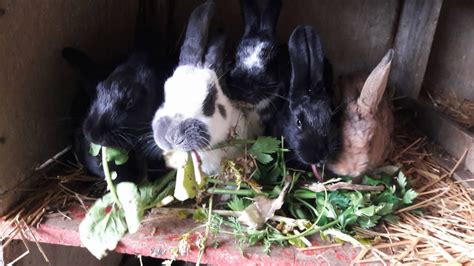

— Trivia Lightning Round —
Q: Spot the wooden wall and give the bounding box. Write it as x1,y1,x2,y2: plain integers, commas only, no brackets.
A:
169,0,399,77
0,0,139,215
424,0,474,101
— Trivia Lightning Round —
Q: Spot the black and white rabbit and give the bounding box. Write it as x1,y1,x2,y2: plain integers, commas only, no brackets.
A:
227,0,290,125
152,0,262,175
271,26,341,181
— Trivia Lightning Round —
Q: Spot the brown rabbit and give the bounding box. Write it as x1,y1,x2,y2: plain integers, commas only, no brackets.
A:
327,49,394,177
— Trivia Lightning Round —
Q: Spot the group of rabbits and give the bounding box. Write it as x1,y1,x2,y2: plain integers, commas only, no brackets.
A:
64,0,395,185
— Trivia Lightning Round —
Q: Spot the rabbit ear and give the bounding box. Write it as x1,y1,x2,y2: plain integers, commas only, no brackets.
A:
240,0,259,36
204,29,227,75
260,0,282,34
288,26,325,97
357,49,394,115
179,0,216,66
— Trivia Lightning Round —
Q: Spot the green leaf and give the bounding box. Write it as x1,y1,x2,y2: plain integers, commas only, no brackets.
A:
105,147,129,165
362,176,384,186
338,207,358,229
329,192,350,208
89,143,101,156
250,137,281,154
402,189,417,204
346,191,364,208
357,215,381,229
396,171,407,192
374,202,394,216
355,206,375,217
79,193,128,259
138,182,155,205
116,182,143,234
254,153,274,164
375,186,399,204
249,137,281,164
227,197,251,212
193,208,207,222
323,202,338,219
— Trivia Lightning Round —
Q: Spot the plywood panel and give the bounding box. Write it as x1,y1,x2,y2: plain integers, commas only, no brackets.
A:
0,0,139,214
424,0,474,101
169,0,399,76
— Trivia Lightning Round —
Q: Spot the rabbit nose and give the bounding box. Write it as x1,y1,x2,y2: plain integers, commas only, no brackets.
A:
153,116,173,151
167,131,185,146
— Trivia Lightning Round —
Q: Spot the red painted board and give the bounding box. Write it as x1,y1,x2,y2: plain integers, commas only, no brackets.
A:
1,205,358,265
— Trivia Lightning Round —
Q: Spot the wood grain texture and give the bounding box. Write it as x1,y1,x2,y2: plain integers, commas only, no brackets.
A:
390,0,443,99
169,0,399,77
0,0,139,215
0,206,359,265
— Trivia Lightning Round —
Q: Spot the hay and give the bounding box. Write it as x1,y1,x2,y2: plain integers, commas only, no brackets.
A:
1,149,103,247
353,132,474,265
1,127,473,265
427,89,474,131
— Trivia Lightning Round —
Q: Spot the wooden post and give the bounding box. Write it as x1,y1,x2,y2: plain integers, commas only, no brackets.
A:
390,0,443,99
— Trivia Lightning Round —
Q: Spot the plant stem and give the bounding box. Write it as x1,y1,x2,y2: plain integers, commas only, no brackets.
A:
144,181,176,210
206,178,250,188
153,170,177,193
205,139,256,151
101,146,121,208
207,188,264,197
197,196,213,265
267,220,339,242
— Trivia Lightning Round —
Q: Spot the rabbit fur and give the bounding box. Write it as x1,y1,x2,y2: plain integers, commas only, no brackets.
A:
327,50,395,177
152,0,262,175
227,0,290,126
271,26,341,176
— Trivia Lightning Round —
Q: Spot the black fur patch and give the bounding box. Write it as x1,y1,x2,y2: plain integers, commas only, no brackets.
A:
202,84,217,116
218,104,226,118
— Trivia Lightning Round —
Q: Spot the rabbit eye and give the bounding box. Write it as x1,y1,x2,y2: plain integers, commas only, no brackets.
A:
296,119,302,129
126,99,134,109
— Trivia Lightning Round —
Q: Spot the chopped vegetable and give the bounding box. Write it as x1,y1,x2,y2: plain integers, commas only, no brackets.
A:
174,152,198,201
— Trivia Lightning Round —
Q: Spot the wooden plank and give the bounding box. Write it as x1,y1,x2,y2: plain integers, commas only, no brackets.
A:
410,99,473,174
432,155,474,190
0,206,357,265
390,0,443,99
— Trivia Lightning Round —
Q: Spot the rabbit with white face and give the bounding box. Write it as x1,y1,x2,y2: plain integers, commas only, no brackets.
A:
271,26,341,181
227,0,290,125
152,0,262,175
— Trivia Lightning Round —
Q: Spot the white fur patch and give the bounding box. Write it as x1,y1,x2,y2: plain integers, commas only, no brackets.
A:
243,42,266,70
255,97,272,112
153,65,264,175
